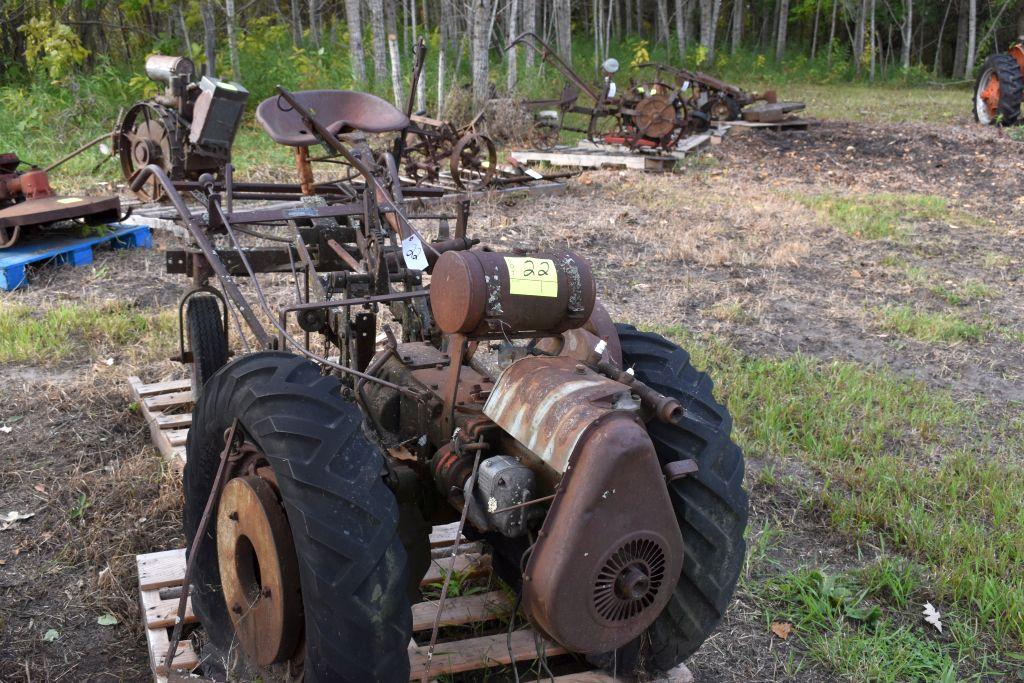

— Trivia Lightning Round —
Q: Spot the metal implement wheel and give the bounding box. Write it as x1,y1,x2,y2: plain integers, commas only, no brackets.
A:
634,94,678,140
531,118,561,150
184,352,413,682
592,324,748,675
0,225,21,249
185,295,229,400
402,130,445,184
450,132,497,190
115,102,183,202
702,94,741,122
974,54,1024,125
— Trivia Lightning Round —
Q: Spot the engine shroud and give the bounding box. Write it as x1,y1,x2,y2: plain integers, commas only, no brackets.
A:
483,355,683,653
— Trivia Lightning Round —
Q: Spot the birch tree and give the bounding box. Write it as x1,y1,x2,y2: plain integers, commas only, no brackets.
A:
522,0,536,66
201,0,217,76
901,0,912,68
224,0,240,79
676,0,690,56
368,0,388,84
471,0,492,107
964,0,976,76
290,0,302,47
555,0,572,61
775,0,789,60
507,0,519,91
732,0,743,54
345,0,366,83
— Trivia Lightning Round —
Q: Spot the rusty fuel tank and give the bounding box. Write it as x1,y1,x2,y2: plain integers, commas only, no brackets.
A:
483,355,683,653
430,250,595,337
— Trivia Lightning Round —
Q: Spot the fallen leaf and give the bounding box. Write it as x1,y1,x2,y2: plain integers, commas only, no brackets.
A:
0,559,6,565
851,269,863,278
97,613,119,626
33,484,46,493
0,426,11,434
770,621,793,639
42,629,59,643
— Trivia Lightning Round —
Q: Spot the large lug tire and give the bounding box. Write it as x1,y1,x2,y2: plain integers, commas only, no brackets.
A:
185,295,229,399
611,324,748,672
973,54,1024,125
183,352,412,683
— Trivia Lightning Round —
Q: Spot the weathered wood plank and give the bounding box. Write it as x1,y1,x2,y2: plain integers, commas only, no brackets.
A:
137,548,185,591
144,391,194,411
420,552,491,586
408,629,566,679
411,590,512,631
141,588,197,629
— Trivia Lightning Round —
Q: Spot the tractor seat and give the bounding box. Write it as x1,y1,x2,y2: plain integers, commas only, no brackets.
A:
256,90,410,147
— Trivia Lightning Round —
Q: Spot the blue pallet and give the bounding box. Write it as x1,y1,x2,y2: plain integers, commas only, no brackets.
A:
0,224,152,291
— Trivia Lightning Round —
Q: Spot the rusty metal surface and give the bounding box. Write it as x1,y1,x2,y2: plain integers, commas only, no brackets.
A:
255,90,410,147
216,475,302,665
0,195,121,229
742,101,807,123
430,250,595,337
520,412,683,653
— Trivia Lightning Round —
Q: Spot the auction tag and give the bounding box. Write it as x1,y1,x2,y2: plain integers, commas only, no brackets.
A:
56,197,83,204
504,256,558,297
402,234,429,271
523,167,544,180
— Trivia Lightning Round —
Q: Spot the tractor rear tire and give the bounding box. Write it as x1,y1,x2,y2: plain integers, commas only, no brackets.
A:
609,324,748,673
974,54,1023,125
185,295,228,399
183,352,412,683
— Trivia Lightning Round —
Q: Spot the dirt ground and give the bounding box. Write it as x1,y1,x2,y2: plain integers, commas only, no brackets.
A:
1,118,1021,682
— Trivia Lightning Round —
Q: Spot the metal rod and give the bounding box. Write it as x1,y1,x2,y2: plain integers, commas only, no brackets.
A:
43,132,111,173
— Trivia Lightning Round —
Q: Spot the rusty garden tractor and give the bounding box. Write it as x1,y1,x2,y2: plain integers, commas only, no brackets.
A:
974,43,1024,125
141,85,748,681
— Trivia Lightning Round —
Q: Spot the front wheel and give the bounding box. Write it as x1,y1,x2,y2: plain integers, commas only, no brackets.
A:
974,54,1024,125
184,295,228,400
607,324,748,673
183,352,412,682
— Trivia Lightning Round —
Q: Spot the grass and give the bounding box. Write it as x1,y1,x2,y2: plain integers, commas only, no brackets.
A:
876,305,987,342
0,301,175,364
796,192,951,239
653,326,1024,674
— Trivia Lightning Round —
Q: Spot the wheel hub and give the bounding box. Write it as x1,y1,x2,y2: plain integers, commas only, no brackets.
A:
216,475,302,665
980,73,1001,118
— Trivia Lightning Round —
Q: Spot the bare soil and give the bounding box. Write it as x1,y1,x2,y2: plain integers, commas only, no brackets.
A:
1,118,1021,682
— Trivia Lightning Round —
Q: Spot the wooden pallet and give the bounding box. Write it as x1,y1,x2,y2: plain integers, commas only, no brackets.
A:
128,377,192,469
0,223,151,291
510,146,680,172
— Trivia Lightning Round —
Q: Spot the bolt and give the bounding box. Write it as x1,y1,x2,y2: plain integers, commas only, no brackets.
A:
228,511,239,521
575,364,586,374
261,587,272,599
232,604,243,614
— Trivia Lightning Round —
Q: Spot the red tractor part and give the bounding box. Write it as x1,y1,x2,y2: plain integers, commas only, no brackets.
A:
974,44,1024,125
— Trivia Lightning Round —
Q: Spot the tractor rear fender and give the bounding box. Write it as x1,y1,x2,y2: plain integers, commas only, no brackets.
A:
482,355,683,654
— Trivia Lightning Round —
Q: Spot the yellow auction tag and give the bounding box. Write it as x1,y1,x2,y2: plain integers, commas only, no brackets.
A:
56,197,83,204
504,256,558,297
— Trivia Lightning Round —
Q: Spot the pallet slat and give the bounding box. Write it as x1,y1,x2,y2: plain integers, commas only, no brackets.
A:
138,548,186,591
142,590,198,629
129,377,192,468
411,590,512,631
421,552,491,586
408,628,567,680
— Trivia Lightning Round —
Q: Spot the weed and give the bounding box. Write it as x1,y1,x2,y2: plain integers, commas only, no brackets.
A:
795,192,950,239
875,305,987,342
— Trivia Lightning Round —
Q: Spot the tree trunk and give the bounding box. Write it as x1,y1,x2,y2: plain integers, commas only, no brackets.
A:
810,0,819,59
775,0,788,61
901,0,912,68
290,0,303,47
368,0,389,83
854,0,867,76
656,0,671,46
698,0,713,58
675,0,689,56
953,0,968,78
345,0,366,83
827,0,837,64
201,0,217,76
869,0,876,81
309,0,320,48
225,0,241,79
414,0,426,112
964,0,976,77
471,0,492,107
176,4,192,59
523,0,536,66
731,0,742,54
387,33,404,107
554,0,571,61
508,0,519,91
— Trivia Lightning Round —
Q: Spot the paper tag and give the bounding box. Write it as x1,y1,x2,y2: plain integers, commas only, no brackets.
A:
402,234,429,271
56,197,83,204
607,81,617,98
523,167,544,180
504,256,558,297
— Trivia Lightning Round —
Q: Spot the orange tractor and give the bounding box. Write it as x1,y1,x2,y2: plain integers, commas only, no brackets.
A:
974,43,1024,125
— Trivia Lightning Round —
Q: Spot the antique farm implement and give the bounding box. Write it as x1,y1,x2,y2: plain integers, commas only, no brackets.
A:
136,84,747,682
0,150,121,249
974,42,1024,125
114,55,248,202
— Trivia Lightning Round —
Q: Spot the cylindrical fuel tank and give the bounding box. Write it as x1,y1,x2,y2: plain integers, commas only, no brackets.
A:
145,55,196,84
430,250,595,336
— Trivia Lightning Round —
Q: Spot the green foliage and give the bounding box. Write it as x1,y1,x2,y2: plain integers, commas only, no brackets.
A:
19,17,90,80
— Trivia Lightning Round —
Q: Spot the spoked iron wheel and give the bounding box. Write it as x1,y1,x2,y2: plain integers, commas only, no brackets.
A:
974,54,1024,125
184,352,413,682
402,131,444,185
115,102,181,202
531,117,561,150
450,132,497,189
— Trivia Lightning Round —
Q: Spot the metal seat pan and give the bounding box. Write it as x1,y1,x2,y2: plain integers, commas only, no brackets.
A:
255,90,410,147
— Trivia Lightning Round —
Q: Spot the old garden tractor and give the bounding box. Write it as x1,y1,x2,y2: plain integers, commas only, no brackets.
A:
140,85,748,681
974,43,1024,125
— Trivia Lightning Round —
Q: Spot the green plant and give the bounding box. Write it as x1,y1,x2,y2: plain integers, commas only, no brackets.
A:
19,18,89,81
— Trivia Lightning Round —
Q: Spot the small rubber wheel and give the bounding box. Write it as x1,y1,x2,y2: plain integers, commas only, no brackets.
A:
974,54,1024,125
183,352,413,682
185,295,228,399
596,324,748,674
